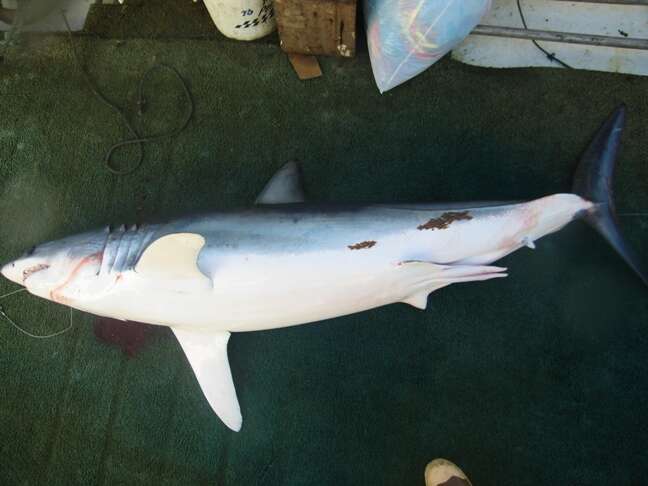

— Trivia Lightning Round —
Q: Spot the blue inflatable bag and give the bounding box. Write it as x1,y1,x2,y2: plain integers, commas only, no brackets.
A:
365,0,491,92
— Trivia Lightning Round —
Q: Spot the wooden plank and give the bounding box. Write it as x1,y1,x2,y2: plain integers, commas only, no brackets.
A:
287,53,323,80
275,0,356,57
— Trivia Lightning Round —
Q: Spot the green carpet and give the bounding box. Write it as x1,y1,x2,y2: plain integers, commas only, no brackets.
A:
1,4,647,485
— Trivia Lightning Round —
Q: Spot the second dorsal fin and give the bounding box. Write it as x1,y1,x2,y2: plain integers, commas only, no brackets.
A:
255,161,305,205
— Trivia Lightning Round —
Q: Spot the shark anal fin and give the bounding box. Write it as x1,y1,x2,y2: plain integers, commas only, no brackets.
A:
403,292,429,310
171,328,242,431
255,161,305,205
523,237,536,250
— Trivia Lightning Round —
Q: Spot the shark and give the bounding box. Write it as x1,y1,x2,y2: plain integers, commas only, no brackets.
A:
1,105,645,431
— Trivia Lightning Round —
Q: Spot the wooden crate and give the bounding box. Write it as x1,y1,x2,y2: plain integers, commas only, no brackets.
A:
274,0,356,58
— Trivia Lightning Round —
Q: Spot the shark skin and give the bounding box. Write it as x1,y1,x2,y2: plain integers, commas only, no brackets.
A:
1,106,645,431
0,196,587,331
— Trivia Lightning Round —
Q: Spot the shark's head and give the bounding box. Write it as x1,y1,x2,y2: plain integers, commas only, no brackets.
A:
1,230,108,304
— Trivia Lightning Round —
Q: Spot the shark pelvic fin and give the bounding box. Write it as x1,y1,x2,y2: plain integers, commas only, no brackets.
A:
399,261,507,308
172,328,242,432
255,161,305,205
135,233,211,290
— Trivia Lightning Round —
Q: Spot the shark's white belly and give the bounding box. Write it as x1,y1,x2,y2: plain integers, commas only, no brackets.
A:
86,248,431,331
203,250,434,331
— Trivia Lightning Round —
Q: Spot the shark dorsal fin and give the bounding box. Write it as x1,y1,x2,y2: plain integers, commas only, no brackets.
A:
171,328,242,431
255,162,305,205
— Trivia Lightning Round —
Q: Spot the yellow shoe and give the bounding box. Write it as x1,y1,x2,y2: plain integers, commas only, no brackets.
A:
424,459,473,486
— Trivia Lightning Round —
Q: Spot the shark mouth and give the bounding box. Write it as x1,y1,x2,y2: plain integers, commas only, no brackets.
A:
22,264,50,283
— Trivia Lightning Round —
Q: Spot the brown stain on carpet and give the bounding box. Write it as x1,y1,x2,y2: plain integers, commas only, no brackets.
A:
94,317,158,358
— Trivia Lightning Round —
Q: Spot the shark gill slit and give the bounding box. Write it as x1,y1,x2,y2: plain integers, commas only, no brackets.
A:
102,225,124,275
97,227,112,276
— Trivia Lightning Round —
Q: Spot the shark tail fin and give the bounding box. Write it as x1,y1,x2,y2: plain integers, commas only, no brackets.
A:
572,104,647,286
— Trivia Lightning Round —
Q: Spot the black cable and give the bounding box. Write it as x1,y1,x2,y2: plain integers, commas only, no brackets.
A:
61,11,194,175
516,0,573,69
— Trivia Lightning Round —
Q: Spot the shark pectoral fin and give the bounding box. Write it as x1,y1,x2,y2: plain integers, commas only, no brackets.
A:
171,328,242,432
135,233,212,291
255,161,305,205
398,261,508,309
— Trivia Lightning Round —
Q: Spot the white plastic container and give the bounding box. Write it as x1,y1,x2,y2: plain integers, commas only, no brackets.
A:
204,0,276,41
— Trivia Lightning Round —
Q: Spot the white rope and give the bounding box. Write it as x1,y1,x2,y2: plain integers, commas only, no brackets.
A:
0,288,74,339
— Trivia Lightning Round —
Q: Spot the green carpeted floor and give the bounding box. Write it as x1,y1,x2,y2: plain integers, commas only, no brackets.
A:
1,3,647,485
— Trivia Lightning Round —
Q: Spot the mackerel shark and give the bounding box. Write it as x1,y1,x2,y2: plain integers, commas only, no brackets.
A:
2,106,645,431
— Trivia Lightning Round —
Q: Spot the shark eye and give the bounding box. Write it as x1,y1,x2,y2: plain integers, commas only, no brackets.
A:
25,246,36,256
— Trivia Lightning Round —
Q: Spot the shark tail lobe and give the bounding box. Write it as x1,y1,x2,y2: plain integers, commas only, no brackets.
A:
572,104,647,286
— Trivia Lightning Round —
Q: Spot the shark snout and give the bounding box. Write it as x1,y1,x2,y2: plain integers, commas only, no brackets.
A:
1,260,22,285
